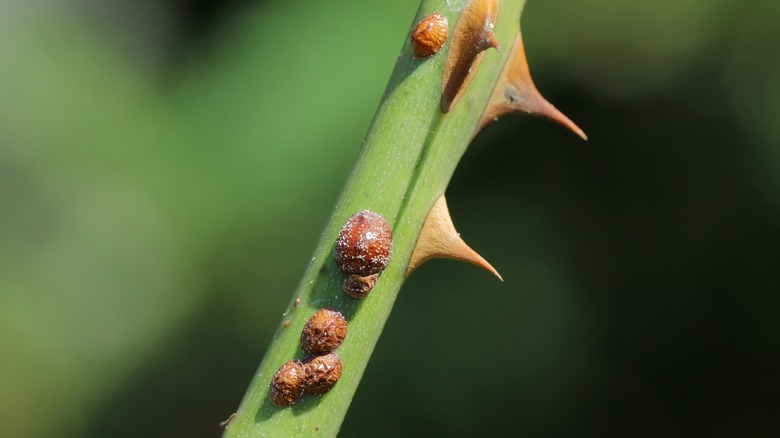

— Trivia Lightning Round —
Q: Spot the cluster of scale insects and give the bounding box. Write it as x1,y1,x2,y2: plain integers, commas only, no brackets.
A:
269,309,348,406
269,210,392,406
269,1,498,404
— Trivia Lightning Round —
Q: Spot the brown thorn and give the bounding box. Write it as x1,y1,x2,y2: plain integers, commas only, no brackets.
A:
219,412,237,428
441,0,500,113
406,195,503,281
482,31,500,52
479,31,587,140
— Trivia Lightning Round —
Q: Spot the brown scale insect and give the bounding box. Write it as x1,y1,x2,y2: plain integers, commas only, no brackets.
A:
334,210,392,298
268,359,305,406
343,273,379,298
411,11,448,58
303,353,343,396
300,309,348,356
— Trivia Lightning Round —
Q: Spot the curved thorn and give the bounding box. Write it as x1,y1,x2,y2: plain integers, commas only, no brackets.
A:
441,0,500,113
406,195,503,281
479,31,587,140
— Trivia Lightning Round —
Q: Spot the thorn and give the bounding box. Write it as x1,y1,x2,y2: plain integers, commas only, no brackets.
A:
219,412,237,428
406,195,503,281
483,31,499,51
479,31,587,140
441,0,500,113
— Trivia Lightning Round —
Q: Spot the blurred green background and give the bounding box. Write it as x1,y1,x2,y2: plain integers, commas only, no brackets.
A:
1,0,778,436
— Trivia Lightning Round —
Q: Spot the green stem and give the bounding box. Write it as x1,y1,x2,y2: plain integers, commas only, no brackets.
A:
225,0,526,436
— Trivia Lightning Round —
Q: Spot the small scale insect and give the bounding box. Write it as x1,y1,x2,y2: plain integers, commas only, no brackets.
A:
334,210,392,298
269,360,305,406
343,273,379,298
411,12,448,58
303,353,343,395
300,309,348,356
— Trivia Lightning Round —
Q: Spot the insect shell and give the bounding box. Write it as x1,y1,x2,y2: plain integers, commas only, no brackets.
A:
334,210,393,298
411,11,448,58
269,359,305,406
303,353,343,396
343,273,378,298
300,308,348,356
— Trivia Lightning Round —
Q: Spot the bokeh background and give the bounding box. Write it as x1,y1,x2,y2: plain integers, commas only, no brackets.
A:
1,0,778,436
